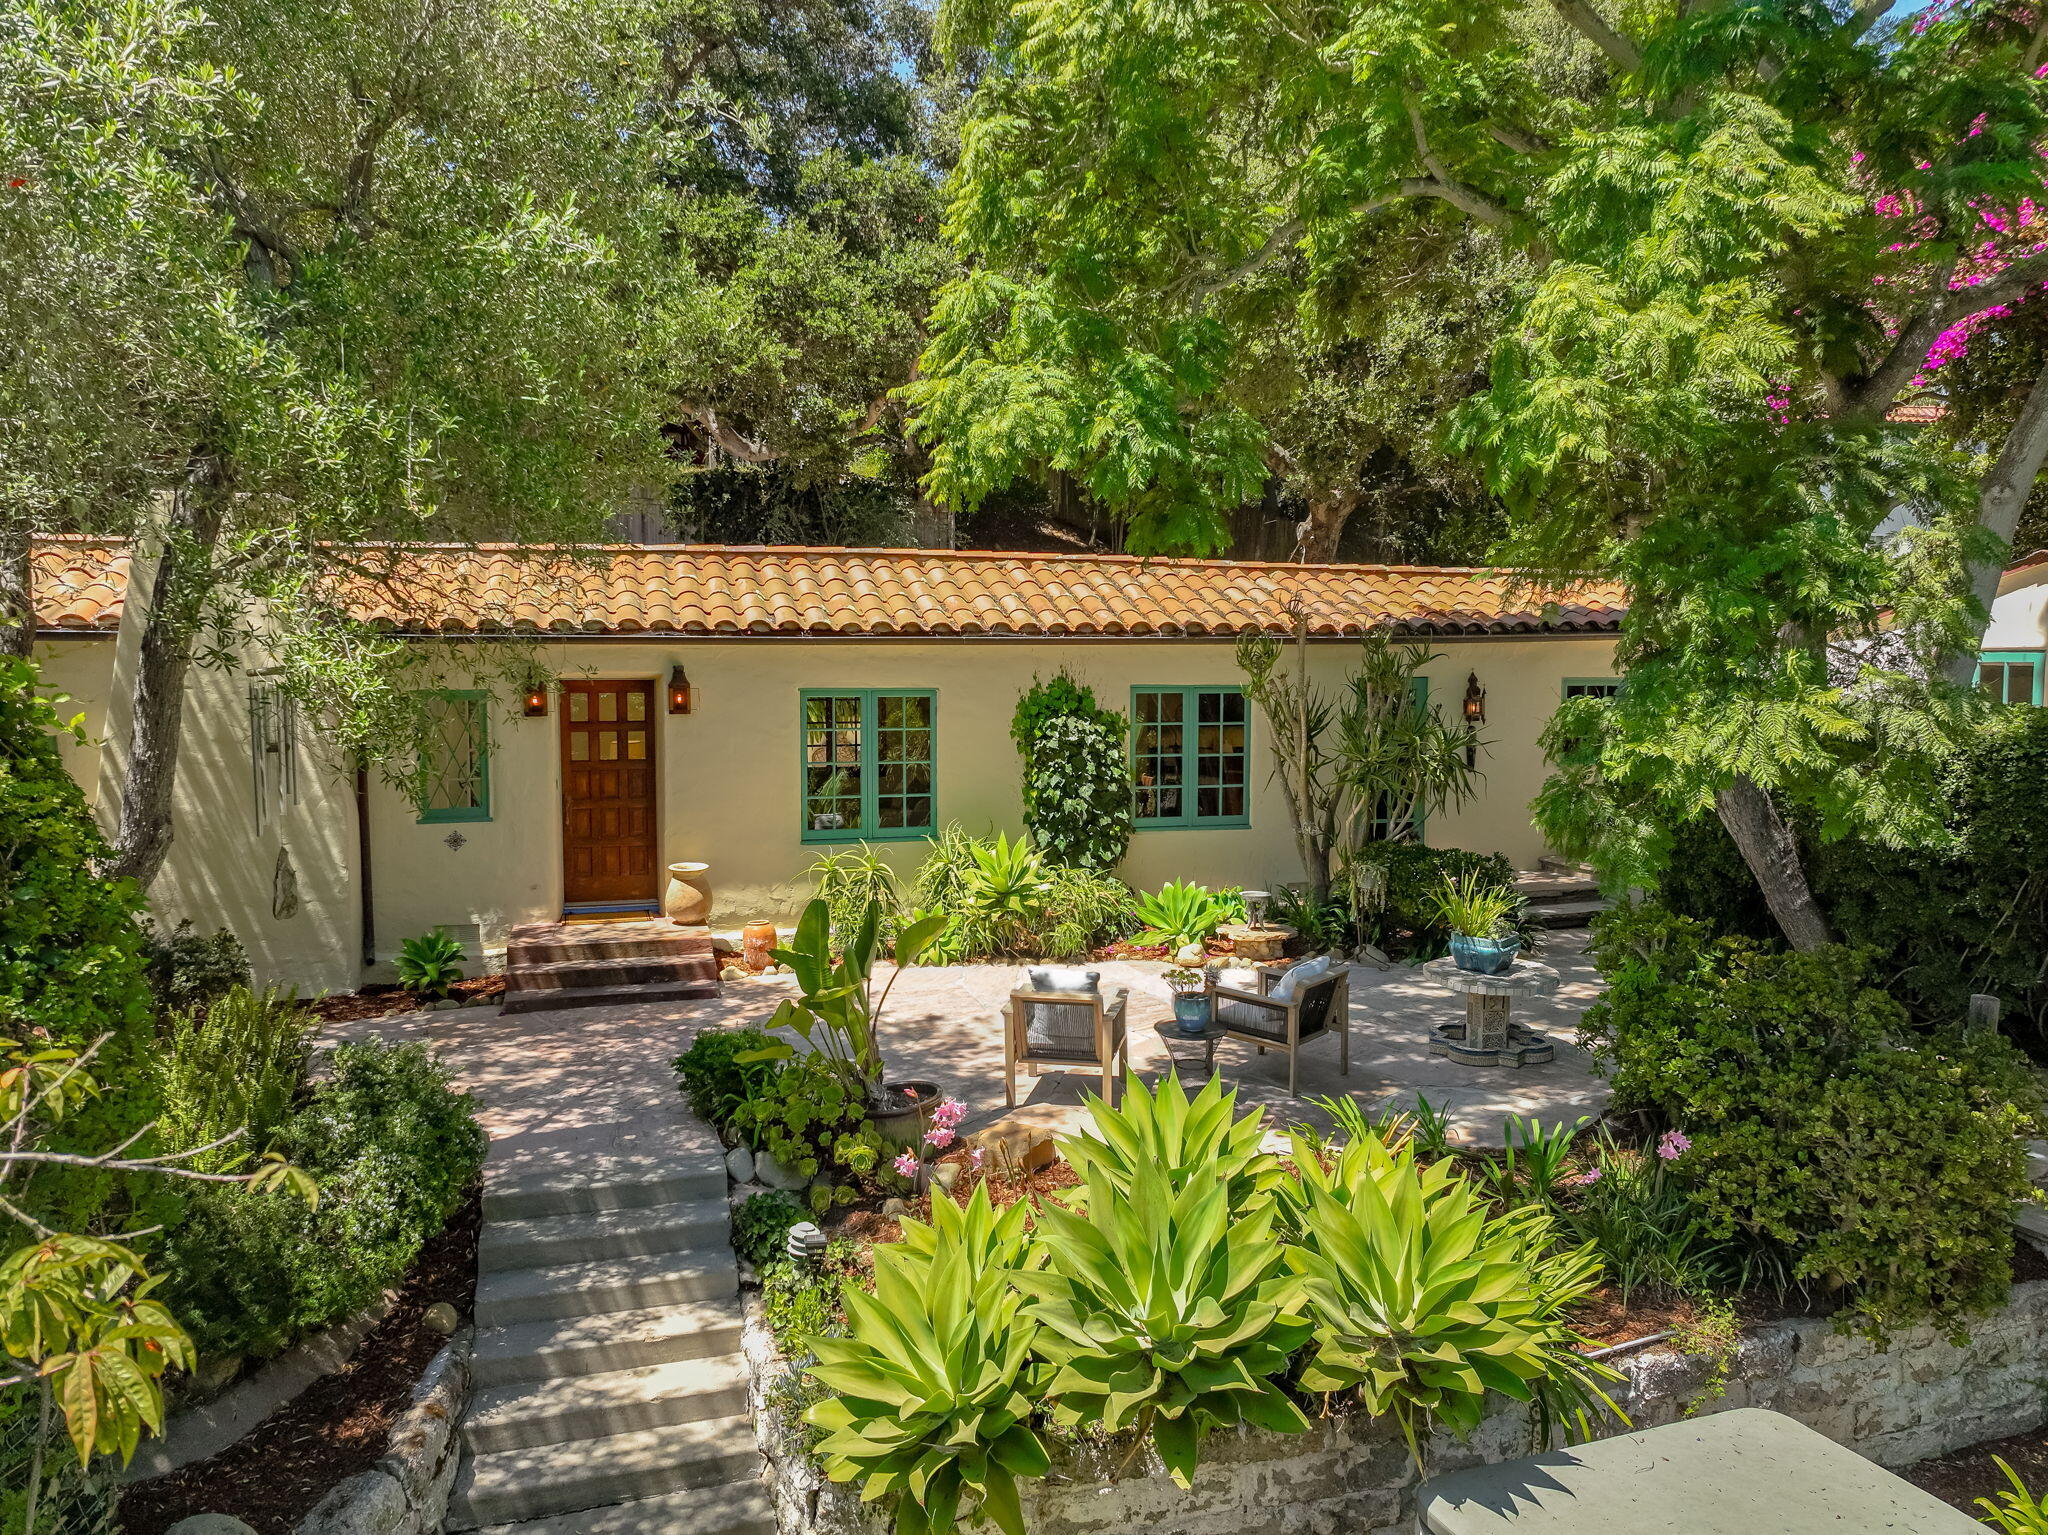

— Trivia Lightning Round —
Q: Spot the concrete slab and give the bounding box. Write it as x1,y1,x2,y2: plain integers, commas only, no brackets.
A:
1416,1409,1983,1533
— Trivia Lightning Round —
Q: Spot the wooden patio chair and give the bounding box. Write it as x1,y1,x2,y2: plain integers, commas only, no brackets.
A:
1002,978,1130,1107
1207,961,1350,1097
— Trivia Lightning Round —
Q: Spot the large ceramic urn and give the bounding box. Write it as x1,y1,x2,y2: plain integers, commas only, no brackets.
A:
663,861,713,926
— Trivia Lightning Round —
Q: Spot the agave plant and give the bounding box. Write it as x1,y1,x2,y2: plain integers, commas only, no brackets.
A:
1059,1072,1283,1207
1131,880,1238,949
806,1187,1049,1535
963,832,1053,951
1284,1119,1620,1455
1022,1083,1310,1486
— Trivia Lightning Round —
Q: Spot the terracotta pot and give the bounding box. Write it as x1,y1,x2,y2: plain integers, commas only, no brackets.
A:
742,918,779,973
663,862,712,926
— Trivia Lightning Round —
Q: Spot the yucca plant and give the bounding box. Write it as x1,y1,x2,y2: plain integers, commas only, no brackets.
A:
1131,880,1239,949
1060,1072,1283,1207
1284,1120,1619,1456
806,1187,1049,1535
1979,1457,2048,1534
1022,1081,1310,1486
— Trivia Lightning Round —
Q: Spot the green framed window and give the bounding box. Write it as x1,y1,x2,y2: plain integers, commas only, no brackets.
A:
1562,677,1622,700
1131,687,1249,828
416,691,491,823
1370,675,1432,841
800,690,936,842
1978,651,2044,706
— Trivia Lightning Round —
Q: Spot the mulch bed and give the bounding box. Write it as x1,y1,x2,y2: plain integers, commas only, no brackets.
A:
308,976,504,1024
119,1186,481,1535
1903,1422,2048,1516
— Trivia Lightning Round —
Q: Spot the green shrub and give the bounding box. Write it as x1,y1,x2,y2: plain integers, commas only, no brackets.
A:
1585,903,2044,1337
0,658,156,1232
728,1052,883,1196
807,845,903,948
1022,714,1132,873
1131,880,1241,949
140,918,252,1014
159,1041,485,1359
1345,842,1524,955
395,928,466,997
761,1259,840,1348
1011,670,1118,770
673,1027,780,1130
154,986,317,1173
733,1190,811,1267
1037,864,1141,959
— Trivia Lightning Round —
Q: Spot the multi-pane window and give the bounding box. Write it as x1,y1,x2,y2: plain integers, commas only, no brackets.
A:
1562,678,1622,700
1978,652,2044,706
801,690,936,841
1131,687,1248,827
416,691,490,822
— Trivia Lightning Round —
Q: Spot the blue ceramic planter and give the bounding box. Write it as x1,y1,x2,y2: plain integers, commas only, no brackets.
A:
1450,933,1522,975
1172,992,1212,1035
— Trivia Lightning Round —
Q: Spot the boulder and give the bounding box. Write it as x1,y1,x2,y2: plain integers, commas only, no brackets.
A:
720,964,749,982
166,1518,260,1535
725,1145,755,1183
930,1161,962,1194
881,1197,911,1218
420,1301,459,1336
756,1149,808,1191
961,1101,1096,1174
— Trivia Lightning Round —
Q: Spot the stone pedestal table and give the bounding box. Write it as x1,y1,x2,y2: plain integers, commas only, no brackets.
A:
1420,955,1560,1068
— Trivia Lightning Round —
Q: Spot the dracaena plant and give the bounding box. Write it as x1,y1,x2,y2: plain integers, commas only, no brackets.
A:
761,898,945,1093
806,1187,1049,1535
1283,1118,1619,1456
1021,1079,1311,1486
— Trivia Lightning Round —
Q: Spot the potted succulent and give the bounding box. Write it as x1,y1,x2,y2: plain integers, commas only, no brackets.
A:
1163,967,1211,1035
752,896,949,1146
1429,871,1524,975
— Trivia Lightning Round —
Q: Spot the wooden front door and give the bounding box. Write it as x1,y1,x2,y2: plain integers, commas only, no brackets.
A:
560,680,659,908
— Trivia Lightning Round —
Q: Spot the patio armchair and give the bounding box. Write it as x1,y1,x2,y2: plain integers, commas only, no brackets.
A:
1208,957,1350,1097
1002,966,1130,1108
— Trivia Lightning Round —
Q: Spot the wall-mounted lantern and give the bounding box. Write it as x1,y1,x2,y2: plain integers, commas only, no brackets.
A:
1462,672,1487,726
668,665,694,715
521,680,550,718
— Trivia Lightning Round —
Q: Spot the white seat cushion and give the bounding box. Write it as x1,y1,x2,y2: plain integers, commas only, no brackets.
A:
1026,965,1100,994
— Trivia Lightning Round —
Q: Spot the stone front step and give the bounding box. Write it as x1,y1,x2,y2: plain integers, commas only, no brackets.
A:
472,1298,746,1388
1526,897,1608,930
477,1248,738,1328
466,1354,751,1454
451,1414,762,1529
502,978,721,1015
507,954,723,993
483,1161,728,1223
479,1199,728,1273
470,1481,776,1535
505,921,716,967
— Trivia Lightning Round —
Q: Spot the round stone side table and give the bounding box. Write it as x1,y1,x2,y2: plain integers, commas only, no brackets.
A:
1419,956,1560,1069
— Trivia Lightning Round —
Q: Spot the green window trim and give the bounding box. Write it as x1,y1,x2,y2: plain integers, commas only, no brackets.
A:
1561,676,1623,700
800,689,938,844
1370,675,1431,842
1130,685,1251,830
1977,651,2045,706
415,690,492,824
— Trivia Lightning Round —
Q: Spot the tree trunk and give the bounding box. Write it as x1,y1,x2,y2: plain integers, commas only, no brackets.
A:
1713,775,1835,952
1945,355,2048,685
1294,490,1358,564
0,525,33,660
105,454,231,890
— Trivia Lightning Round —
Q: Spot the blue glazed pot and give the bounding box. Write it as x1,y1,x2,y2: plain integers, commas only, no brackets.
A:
1172,992,1211,1035
1450,933,1522,975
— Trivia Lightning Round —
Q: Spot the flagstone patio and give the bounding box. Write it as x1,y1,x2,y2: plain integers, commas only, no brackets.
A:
328,930,1608,1151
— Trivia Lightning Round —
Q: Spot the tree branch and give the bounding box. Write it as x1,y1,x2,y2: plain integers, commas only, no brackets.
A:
1844,250,2048,419
1945,354,2048,683
1549,0,1644,73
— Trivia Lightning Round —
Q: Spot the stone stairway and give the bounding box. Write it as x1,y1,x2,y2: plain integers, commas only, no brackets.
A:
448,1127,772,1534
1515,856,1609,931
501,921,721,1015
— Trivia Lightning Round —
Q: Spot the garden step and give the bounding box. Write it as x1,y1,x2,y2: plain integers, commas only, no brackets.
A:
484,1161,728,1222
501,978,721,1015
479,1198,729,1273
466,1354,752,1453
1526,897,1608,929
468,1481,775,1535
451,1413,762,1527
477,1248,738,1327
472,1298,745,1387
1514,871,1601,903
2016,1202,2048,1254
506,921,716,966
507,954,723,992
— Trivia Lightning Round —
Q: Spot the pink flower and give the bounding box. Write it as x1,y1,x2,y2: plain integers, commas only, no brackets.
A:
969,1147,985,1171
1658,1130,1692,1161
1572,1166,1603,1187
931,1098,967,1129
893,1150,920,1178
924,1125,956,1149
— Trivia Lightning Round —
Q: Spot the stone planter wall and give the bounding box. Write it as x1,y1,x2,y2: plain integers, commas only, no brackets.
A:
293,1330,472,1535
750,1280,2048,1535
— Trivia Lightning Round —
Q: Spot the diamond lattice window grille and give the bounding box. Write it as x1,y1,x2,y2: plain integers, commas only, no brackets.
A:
417,692,490,821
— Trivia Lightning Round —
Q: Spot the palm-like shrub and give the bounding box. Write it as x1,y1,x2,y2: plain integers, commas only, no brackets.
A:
1283,1119,1617,1454
1022,1079,1310,1486
807,1188,1048,1535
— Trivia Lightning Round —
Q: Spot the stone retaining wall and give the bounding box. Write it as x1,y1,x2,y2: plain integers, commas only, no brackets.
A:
750,1280,2048,1535
293,1330,472,1535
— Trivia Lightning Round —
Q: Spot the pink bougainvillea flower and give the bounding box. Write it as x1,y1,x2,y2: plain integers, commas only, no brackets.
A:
1658,1130,1693,1161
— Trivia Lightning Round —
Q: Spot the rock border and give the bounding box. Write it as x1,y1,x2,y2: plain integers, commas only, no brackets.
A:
293,1328,473,1535
127,1292,399,1481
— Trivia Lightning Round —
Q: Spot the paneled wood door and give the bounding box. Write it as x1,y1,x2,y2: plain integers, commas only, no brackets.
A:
560,680,659,907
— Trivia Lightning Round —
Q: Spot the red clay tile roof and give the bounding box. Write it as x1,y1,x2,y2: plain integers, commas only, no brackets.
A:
324,544,1626,638
30,539,1627,638
32,538,129,633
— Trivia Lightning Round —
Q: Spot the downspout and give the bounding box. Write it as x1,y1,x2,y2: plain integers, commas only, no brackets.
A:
354,757,376,969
